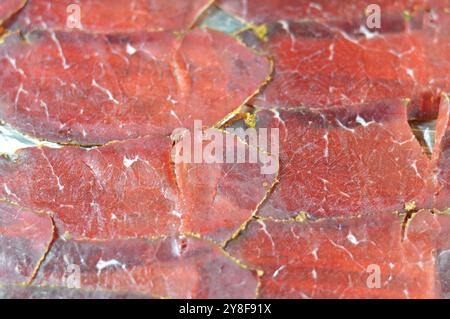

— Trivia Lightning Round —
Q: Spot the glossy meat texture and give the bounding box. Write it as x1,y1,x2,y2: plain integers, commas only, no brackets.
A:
0,201,54,285
226,210,449,299
7,0,212,33
0,0,25,25
0,133,276,243
252,99,433,219
33,236,258,299
0,29,271,144
433,96,450,210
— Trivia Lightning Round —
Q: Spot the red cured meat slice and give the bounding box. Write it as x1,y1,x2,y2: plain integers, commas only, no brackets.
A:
173,129,278,243
0,200,54,285
226,210,448,299
0,0,25,25
0,135,180,240
433,96,450,210
0,29,271,144
245,23,448,120
252,99,433,219
8,0,212,33
251,26,419,109
218,0,426,26
33,235,258,298
403,211,450,297
0,133,276,242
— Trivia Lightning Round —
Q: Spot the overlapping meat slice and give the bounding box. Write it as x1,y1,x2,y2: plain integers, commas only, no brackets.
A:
0,0,25,26
32,235,258,299
218,0,425,28
433,96,450,210
7,0,212,33
0,201,54,285
403,210,450,297
251,99,433,219
250,25,418,108
173,128,278,243
0,135,179,240
0,132,277,243
240,22,447,120
0,29,271,144
226,210,449,298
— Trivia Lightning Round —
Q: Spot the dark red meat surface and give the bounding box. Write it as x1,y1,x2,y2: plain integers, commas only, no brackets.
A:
0,29,270,144
252,99,433,219
7,0,212,33
0,0,448,299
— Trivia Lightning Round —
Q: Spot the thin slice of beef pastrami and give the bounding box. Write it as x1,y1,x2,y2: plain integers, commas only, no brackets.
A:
7,0,212,33
0,201,54,286
251,99,433,220
173,128,278,244
218,0,425,32
214,0,450,121
433,96,450,210
32,235,258,299
0,29,271,145
226,210,449,299
0,0,25,26
239,22,448,121
0,133,276,243
250,25,421,109
0,135,180,240
403,210,450,298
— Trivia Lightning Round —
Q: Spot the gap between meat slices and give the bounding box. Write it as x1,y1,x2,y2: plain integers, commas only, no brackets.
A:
31,235,259,299
0,200,54,286
0,28,271,145
5,0,213,33
247,99,434,219
433,95,450,210
226,209,450,299
0,132,277,244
